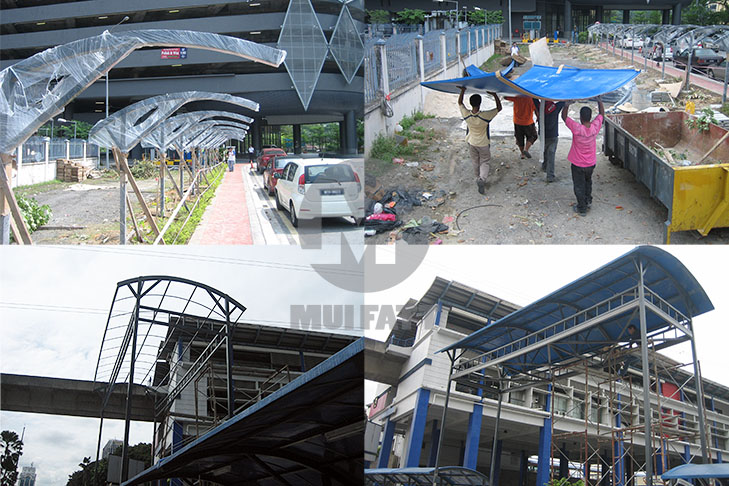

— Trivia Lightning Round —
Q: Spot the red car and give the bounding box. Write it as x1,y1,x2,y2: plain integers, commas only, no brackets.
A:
262,155,291,196
256,147,286,174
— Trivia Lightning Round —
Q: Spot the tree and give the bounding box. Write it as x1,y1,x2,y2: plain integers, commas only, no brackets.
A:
366,9,391,24
631,10,661,24
395,8,426,25
486,10,505,24
0,430,24,486
66,443,151,486
683,0,725,25
469,10,486,25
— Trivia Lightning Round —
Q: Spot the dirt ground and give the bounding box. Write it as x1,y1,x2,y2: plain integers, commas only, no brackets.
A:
365,44,729,245
23,176,160,244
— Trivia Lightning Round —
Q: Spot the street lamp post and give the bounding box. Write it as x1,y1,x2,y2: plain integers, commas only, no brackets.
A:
105,16,129,169
57,118,77,139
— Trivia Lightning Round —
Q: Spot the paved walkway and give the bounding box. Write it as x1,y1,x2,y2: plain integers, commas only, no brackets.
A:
189,163,253,244
598,43,727,98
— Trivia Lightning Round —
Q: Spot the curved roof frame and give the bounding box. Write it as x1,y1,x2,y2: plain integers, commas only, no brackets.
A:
0,29,285,154
142,111,255,152
89,91,257,153
441,246,713,380
93,275,247,414
177,120,249,150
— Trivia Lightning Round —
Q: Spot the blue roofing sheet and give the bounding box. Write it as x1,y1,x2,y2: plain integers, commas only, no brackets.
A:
365,466,489,485
440,246,713,372
662,463,729,479
422,63,640,101
123,337,364,486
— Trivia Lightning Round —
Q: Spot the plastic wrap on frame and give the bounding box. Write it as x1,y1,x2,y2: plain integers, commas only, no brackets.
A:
176,120,248,150
205,128,249,147
0,29,286,154
89,92,258,153
142,111,254,151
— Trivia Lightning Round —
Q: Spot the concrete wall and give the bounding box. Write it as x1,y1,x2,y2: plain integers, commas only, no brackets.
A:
365,40,496,156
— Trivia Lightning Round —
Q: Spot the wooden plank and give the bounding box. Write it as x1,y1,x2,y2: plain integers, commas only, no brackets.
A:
0,153,33,244
113,148,162,242
126,194,145,243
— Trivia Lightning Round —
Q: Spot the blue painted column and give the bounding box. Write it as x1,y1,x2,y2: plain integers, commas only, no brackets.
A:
428,420,441,467
377,417,396,468
536,384,553,486
405,388,431,467
518,450,528,486
614,393,626,486
171,420,183,486
464,404,483,469
492,439,503,486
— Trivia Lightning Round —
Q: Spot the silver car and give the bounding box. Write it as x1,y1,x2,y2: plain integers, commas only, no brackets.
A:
708,60,727,81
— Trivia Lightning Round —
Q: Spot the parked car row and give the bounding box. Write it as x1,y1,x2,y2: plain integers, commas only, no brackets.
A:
257,150,363,228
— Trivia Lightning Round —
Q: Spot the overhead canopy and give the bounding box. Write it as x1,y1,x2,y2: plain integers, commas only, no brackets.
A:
88,91,257,153
422,64,640,101
365,467,489,486
123,337,364,486
662,463,729,479
0,29,285,154
142,111,255,152
440,246,713,374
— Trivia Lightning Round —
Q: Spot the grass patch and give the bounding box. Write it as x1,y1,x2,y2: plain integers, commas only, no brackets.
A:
14,179,67,197
367,134,416,178
480,52,504,72
721,103,729,117
141,164,226,244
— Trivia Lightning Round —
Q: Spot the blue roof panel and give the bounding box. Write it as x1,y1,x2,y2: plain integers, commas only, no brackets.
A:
662,463,729,479
440,246,713,374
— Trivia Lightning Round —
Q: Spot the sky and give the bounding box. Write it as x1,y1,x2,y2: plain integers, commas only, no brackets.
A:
364,245,729,404
0,245,363,486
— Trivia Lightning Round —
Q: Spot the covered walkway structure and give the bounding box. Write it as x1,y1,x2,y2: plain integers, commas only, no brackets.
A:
436,246,715,486
123,338,364,486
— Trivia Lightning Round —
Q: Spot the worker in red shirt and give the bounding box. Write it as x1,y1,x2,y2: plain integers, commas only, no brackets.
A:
505,96,538,159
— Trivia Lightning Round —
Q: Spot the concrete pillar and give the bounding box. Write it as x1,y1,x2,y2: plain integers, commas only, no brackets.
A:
65,139,70,160
253,120,263,152
597,6,604,23
463,403,483,469
492,439,503,486
457,30,462,58
672,2,682,24
45,140,50,180
345,111,357,155
564,1,573,39
339,121,346,153
293,124,302,154
376,418,396,468
427,420,440,466
440,32,447,73
662,9,670,24
559,445,569,478
82,141,87,164
375,39,389,97
536,384,552,486
518,450,528,486
15,145,22,188
404,388,430,467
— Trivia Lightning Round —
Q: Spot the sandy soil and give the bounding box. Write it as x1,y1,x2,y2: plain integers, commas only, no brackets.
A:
365,44,729,245
27,177,160,244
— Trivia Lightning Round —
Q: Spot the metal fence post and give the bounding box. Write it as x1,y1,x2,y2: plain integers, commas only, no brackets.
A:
417,35,425,110
441,31,447,74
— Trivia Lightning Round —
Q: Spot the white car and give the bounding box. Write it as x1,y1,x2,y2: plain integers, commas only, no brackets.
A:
621,37,643,49
273,157,364,227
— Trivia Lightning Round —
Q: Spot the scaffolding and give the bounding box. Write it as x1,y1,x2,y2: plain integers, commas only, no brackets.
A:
435,247,714,486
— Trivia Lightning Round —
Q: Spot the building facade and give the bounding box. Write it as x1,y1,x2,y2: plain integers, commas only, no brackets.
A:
102,439,124,460
18,465,36,486
0,0,365,155
367,277,729,485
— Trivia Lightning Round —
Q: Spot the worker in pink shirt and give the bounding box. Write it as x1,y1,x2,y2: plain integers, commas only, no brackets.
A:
561,98,604,216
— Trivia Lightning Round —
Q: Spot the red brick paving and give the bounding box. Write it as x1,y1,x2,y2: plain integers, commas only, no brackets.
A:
190,163,252,245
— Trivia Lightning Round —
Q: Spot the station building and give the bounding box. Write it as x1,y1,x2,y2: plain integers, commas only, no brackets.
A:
366,248,728,485
365,0,690,42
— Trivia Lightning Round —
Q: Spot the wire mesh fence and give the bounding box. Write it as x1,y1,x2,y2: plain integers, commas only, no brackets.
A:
423,30,443,77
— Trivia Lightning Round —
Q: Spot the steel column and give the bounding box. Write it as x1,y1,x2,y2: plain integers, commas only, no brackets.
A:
433,353,455,485
690,319,710,462
225,297,235,418
638,260,654,486
121,279,141,482
536,384,552,486
464,404,483,469
377,417,396,468
489,378,504,486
